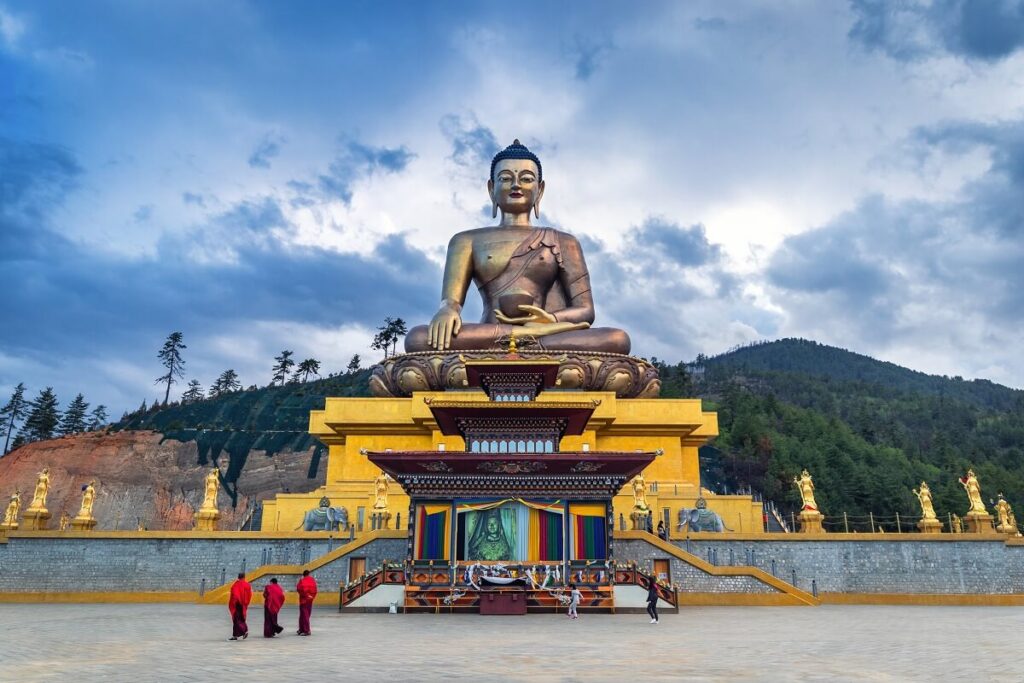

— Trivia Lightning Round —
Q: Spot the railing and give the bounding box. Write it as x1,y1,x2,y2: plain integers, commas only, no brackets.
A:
338,564,406,610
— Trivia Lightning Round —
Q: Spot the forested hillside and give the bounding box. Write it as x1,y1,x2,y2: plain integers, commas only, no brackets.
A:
660,339,1024,529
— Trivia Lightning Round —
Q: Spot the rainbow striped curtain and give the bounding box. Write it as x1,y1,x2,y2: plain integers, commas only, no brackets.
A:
415,504,450,560
569,503,607,560
528,508,564,561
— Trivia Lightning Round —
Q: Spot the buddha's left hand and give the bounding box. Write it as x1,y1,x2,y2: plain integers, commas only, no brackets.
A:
493,304,558,325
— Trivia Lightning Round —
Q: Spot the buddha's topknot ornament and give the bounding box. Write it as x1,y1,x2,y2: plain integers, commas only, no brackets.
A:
490,139,542,181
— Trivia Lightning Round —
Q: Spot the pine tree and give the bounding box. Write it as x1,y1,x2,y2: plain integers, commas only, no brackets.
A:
1,382,29,455
87,405,109,431
209,369,241,398
155,332,187,405
23,387,61,442
346,355,361,373
181,380,205,403
293,358,321,383
58,393,90,435
371,317,408,358
271,350,295,385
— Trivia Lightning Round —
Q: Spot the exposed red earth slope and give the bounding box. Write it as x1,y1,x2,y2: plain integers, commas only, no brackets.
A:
0,431,323,530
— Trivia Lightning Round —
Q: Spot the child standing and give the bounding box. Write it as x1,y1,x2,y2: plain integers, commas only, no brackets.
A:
568,583,581,620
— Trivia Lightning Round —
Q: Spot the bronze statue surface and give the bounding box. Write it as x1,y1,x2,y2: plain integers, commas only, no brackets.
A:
405,140,629,355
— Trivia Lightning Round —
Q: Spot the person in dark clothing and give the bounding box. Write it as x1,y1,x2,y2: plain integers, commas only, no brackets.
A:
656,520,667,540
646,578,660,624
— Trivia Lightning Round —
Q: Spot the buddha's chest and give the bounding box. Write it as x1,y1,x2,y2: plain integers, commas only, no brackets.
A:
472,235,558,283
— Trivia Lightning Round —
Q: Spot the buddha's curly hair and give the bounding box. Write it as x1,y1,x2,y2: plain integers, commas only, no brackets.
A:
490,139,542,181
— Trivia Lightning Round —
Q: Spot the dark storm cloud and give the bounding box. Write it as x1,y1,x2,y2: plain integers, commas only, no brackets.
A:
440,114,500,170
850,0,1024,62
0,137,81,222
317,141,415,204
247,133,284,169
628,218,722,268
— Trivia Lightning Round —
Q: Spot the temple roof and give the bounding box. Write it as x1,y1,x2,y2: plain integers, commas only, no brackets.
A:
365,450,658,498
423,398,599,437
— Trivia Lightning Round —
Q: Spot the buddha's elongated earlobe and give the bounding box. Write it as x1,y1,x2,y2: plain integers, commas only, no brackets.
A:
488,178,498,219
492,201,499,219
533,200,541,219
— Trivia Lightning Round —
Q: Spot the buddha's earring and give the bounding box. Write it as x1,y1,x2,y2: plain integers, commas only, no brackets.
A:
492,201,498,219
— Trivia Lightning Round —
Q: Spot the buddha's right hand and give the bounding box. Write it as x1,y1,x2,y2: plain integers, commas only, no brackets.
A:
428,302,463,351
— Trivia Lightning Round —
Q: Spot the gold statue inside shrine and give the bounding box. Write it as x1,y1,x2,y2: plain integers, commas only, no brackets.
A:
405,140,629,354
959,469,987,514
794,469,818,511
28,467,50,511
913,482,938,521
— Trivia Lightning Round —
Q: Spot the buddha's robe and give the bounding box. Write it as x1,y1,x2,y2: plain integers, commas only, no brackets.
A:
296,575,318,635
228,579,252,638
263,583,285,638
405,228,630,354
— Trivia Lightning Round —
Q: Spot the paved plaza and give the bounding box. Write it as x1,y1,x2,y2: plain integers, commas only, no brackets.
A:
0,603,1021,682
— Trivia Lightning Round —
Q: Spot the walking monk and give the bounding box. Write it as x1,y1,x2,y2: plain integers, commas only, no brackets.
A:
296,569,318,636
228,572,252,640
263,577,285,638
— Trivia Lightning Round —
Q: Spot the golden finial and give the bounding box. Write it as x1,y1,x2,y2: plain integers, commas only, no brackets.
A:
507,331,519,355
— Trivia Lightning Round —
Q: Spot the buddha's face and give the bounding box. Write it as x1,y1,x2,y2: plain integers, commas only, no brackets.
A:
488,158,544,216
486,516,500,537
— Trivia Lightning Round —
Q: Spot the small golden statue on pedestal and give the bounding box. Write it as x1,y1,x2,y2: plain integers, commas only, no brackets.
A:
951,513,963,534
959,469,995,533
71,480,98,531
59,511,70,531
994,494,1019,536
371,472,393,527
22,467,52,530
193,468,221,531
629,473,653,531
1,490,21,531
913,482,943,534
793,469,825,533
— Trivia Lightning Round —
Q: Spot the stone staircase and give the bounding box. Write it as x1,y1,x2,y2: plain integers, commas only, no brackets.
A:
614,530,819,606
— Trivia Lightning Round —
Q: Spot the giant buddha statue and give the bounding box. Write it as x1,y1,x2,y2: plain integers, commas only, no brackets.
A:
405,140,629,355
372,140,659,398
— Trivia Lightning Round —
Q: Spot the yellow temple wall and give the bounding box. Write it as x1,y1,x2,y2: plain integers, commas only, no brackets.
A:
262,389,763,534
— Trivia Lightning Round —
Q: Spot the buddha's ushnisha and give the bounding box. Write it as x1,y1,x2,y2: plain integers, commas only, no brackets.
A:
405,140,630,354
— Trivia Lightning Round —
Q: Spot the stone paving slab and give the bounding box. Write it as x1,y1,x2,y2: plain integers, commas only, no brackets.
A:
0,604,1021,682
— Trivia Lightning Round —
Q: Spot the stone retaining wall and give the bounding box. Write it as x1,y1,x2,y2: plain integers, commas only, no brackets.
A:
675,537,1024,594
0,535,406,595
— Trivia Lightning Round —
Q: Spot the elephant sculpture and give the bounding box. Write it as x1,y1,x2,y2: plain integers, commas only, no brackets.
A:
677,498,732,533
298,502,349,532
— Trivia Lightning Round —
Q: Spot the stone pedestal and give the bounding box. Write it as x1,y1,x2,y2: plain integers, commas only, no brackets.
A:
631,510,652,532
964,512,995,534
917,518,943,534
193,508,219,532
0,521,17,532
798,510,825,534
70,516,97,531
22,508,51,531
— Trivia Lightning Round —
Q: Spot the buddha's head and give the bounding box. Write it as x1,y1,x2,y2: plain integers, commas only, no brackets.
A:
488,139,545,219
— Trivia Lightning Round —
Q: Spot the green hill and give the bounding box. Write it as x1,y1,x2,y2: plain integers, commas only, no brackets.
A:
117,341,1024,531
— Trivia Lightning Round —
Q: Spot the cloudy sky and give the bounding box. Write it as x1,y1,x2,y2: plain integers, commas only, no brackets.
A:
2,0,1024,416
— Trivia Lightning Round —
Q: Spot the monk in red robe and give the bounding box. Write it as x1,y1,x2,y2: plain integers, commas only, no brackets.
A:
228,572,252,640
263,577,285,638
295,569,318,636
